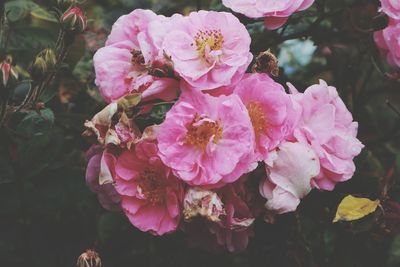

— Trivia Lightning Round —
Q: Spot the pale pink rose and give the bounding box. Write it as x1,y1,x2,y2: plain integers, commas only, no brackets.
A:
83,102,140,147
85,145,121,211
374,19,400,68
162,11,252,90
210,179,255,252
289,80,364,191
114,140,184,235
234,73,296,161
260,142,320,214
222,0,315,30
183,187,226,222
157,91,255,187
380,0,400,20
185,178,255,252
93,9,178,103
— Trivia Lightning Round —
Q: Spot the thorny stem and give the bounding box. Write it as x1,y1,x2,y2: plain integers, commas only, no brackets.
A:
16,32,72,111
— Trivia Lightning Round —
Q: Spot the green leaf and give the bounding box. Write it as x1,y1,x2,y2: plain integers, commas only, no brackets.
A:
9,26,55,52
16,108,54,137
5,0,39,22
15,108,64,175
30,7,57,23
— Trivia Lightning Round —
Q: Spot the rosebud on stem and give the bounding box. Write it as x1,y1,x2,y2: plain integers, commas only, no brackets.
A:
0,55,18,90
61,7,87,33
77,249,101,267
30,48,57,81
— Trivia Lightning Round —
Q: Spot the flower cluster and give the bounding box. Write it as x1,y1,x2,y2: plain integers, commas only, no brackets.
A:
85,9,363,252
374,0,400,68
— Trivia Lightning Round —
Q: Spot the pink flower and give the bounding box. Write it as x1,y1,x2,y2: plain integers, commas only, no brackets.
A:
289,80,364,191
374,19,400,68
380,0,400,20
222,0,314,30
210,180,255,252
83,102,140,147
184,178,255,252
85,145,121,211
114,140,184,235
157,91,255,187
183,187,226,222
93,9,178,103
162,11,252,90
260,142,320,214
234,73,296,161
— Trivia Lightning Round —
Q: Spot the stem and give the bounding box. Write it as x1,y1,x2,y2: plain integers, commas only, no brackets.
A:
386,100,400,117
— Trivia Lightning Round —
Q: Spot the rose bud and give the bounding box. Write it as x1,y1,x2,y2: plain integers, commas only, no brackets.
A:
30,48,57,81
61,7,87,33
76,249,101,267
0,56,18,91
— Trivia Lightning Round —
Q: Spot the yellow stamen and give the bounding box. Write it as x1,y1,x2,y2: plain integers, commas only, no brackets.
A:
194,29,224,58
246,101,266,135
184,114,223,150
136,168,166,205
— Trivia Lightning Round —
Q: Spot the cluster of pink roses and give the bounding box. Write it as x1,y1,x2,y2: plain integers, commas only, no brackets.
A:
374,0,400,68
85,9,363,252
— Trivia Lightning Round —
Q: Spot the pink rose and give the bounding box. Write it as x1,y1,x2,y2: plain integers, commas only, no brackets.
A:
380,0,400,20
93,9,178,103
222,0,314,30
260,142,320,214
162,11,252,90
289,80,364,191
157,91,255,187
234,73,296,161
83,102,140,147
85,145,121,211
185,178,256,252
114,140,184,235
374,19,400,68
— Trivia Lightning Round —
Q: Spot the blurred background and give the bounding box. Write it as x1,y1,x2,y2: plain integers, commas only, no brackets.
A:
0,0,400,266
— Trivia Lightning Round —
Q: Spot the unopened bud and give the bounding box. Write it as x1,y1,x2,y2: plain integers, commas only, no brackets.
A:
61,7,87,33
0,56,18,90
31,48,57,81
252,49,279,77
77,249,101,267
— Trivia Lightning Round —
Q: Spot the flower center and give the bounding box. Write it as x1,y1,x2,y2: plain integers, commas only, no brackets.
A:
184,114,223,150
137,168,166,205
246,101,266,135
131,49,145,66
194,29,224,59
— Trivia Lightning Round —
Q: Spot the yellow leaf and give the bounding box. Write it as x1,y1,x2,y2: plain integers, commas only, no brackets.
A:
333,195,380,223
117,93,141,110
